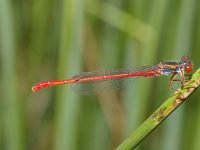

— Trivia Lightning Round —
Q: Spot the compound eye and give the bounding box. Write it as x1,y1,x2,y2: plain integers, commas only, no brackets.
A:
185,64,193,73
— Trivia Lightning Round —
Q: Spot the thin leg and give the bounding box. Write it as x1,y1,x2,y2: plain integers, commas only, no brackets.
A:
184,74,192,76
171,73,191,84
168,73,177,88
180,70,185,86
169,79,190,82
168,72,192,92
168,73,178,91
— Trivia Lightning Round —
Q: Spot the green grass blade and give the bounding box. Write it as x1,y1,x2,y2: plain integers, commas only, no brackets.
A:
86,0,154,43
54,0,84,150
116,68,200,150
0,0,23,150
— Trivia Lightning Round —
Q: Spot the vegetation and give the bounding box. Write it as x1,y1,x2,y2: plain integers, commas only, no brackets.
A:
1,0,200,150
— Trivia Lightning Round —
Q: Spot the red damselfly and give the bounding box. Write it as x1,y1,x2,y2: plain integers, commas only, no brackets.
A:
32,56,193,94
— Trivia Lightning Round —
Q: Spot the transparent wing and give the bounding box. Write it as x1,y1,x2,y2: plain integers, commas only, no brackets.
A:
70,77,134,95
70,66,159,95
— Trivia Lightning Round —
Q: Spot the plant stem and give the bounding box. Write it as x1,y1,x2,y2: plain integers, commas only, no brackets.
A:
116,68,200,150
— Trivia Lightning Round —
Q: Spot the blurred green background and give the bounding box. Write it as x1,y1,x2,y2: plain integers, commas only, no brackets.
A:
1,0,200,150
